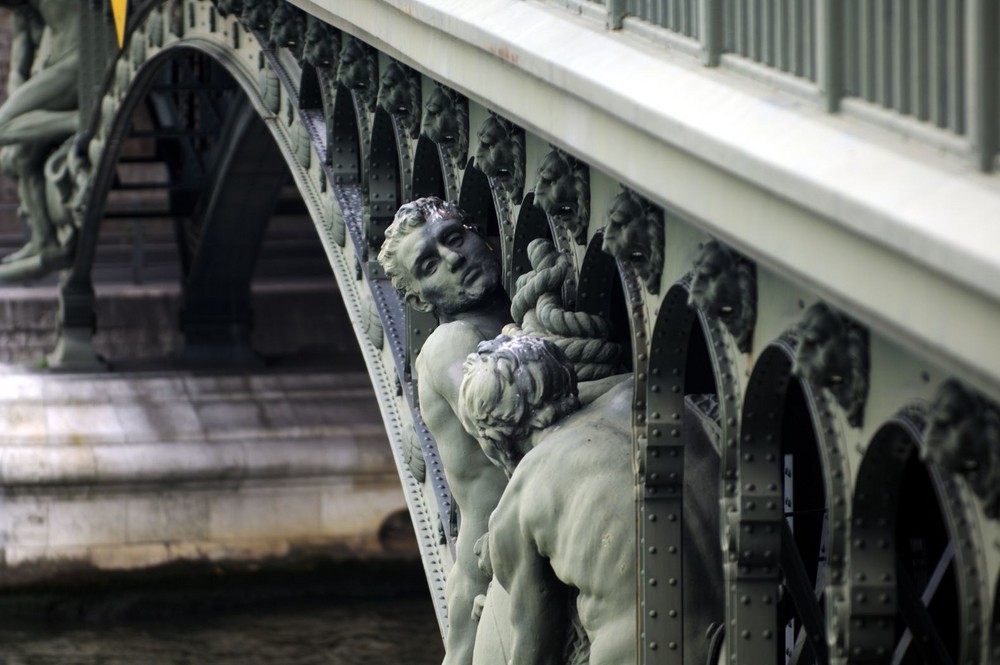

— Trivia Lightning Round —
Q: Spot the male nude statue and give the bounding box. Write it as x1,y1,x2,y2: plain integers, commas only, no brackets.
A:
0,0,80,264
461,334,725,665
378,197,511,665
460,334,636,664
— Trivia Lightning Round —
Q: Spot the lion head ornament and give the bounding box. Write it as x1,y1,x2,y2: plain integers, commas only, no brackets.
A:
377,61,421,140
240,0,277,32
688,240,756,353
534,148,590,246
475,114,525,202
422,85,469,167
601,188,664,294
924,380,1000,519
268,4,307,60
792,303,869,428
337,36,378,113
302,16,340,73
215,0,243,17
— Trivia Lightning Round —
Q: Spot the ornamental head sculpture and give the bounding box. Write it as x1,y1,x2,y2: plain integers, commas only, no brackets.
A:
268,4,307,59
378,197,501,316
534,148,589,245
377,61,421,140
688,240,757,353
475,114,525,201
460,334,580,478
792,303,869,427
337,36,378,112
925,380,1000,519
602,188,664,294
302,16,339,72
422,85,469,167
240,0,276,31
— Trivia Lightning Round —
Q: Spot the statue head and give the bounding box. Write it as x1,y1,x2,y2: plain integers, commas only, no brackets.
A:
688,240,757,353
460,334,581,477
602,189,664,294
475,114,525,201
378,197,501,316
377,61,421,140
240,0,277,31
925,380,1000,518
534,148,590,245
303,16,339,71
268,4,307,58
422,85,469,165
792,303,869,427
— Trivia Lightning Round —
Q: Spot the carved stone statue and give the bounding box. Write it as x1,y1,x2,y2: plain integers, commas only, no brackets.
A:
267,3,307,60
533,148,589,245
925,380,1000,519
422,84,468,167
0,0,81,271
460,334,635,664
337,35,378,113
688,239,756,353
474,114,524,202
601,188,664,294
792,302,869,428
462,335,723,665
378,197,511,665
302,15,339,74
377,60,421,140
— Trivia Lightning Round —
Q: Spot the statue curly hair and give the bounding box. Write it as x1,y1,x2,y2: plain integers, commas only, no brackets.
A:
460,334,580,477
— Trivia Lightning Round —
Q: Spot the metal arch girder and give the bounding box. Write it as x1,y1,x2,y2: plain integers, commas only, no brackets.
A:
734,335,846,665
507,191,548,295
845,410,922,663
366,106,407,275
328,83,369,188
455,156,494,237
575,229,617,321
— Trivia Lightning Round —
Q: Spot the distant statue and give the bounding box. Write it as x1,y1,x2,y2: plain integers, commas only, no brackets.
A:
460,334,635,664
601,188,664,294
337,35,378,113
267,3,307,60
301,15,339,74
377,60,421,140
0,0,81,270
378,197,511,665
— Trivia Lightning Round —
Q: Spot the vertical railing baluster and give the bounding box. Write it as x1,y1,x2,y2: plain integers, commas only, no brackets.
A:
875,0,891,108
929,0,946,127
844,2,857,95
817,0,842,111
803,0,814,81
734,0,745,55
701,0,722,64
774,0,786,72
748,0,758,60
967,0,997,170
893,0,911,115
789,0,801,77
947,0,965,134
859,1,874,100
608,0,627,29
910,0,928,121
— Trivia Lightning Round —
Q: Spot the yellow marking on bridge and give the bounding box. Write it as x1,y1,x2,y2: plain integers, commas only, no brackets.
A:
111,0,128,47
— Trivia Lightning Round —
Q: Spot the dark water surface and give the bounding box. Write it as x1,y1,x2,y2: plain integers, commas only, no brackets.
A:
0,597,443,665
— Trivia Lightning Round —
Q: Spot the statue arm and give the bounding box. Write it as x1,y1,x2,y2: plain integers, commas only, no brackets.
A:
0,108,77,146
7,8,42,93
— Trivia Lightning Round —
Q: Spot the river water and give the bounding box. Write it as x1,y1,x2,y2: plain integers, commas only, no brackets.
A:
0,561,445,665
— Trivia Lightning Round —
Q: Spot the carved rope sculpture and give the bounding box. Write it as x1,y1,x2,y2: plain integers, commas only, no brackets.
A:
792,302,870,428
601,187,664,294
504,238,620,381
688,239,757,353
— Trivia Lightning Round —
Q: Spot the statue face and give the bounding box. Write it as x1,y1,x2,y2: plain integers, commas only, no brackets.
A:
423,88,457,144
303,20,336,68
476,116,522,197
535,152,579,225
689,243,738,319
395,212,500,314
338,38,370,90
794,307,847,387
604,194,649,268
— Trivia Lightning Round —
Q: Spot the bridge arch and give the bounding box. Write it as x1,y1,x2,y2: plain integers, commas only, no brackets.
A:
849,407,988,664
733,336,850,664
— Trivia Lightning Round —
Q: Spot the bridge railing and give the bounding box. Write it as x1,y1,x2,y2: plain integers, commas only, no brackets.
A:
562,0,997,170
